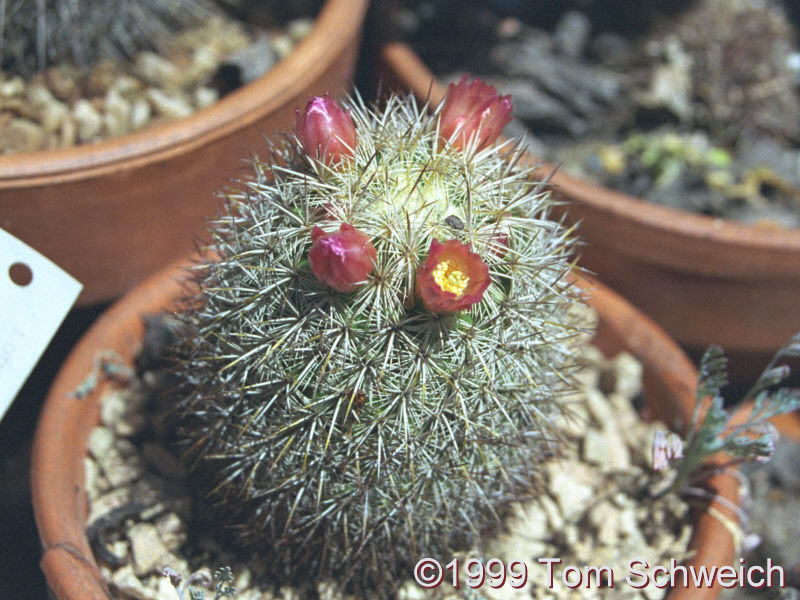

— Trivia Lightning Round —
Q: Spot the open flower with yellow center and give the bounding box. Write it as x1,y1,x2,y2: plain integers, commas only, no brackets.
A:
416,239,490,313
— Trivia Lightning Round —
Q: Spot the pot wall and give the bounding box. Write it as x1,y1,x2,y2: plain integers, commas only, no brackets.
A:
548,166,800,382
0,0,368,306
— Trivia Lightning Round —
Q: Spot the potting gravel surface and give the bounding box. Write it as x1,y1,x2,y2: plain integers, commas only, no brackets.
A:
84,330,701,599
403,0,800,228
0,15,313,154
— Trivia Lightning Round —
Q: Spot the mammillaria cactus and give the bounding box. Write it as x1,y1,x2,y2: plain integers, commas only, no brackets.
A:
166,78,584,595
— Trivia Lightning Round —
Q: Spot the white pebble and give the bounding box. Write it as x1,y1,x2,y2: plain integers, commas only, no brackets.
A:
0,118,46,152
609,352,643,399
109,75,142,96
88,426,116,458
583,427,631,471
189,45,222,81
73,98,104,142
111,565,160,600
287,18,314,42
147,88,193,120
135,52,180,88
0,76,25,98
60,115,77,147
130,98,153,130
104,88,132,138
547,460,597,520
40,100,69,135
584,387,614,428
129,522,171,577
271,34,294,59
194,86,219,110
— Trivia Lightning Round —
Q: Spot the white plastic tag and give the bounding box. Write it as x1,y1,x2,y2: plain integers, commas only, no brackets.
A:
0,228,82,423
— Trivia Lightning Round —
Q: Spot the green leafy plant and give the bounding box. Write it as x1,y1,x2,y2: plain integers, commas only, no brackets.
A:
164,78,584,596
653,333,800,493
163,566,237,600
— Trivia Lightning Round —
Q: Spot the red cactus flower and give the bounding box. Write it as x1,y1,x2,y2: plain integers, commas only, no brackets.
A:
438,74,512,152
309,223,376,292
296,94,356,165
416,239,490,313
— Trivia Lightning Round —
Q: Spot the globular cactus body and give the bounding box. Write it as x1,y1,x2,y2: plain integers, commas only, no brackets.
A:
170,85,582,595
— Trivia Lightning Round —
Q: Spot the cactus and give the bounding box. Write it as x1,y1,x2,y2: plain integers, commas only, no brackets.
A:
166,80,584,595
0,0,217,77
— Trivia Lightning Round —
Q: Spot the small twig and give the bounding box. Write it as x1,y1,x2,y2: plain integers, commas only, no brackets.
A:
87,502,145,567
71,350,134,399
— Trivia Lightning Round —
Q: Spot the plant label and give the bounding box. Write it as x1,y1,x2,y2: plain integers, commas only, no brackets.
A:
0,228,82,424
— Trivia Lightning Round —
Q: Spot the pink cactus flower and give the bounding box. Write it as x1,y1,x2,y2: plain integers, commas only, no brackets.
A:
296,94,356,165
416,239,490,313
309,223,376,292
652,430,685,471
438,74,513,151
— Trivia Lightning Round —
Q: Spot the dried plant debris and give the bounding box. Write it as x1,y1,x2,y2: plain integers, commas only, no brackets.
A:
674,0,800,145
403,0,800,227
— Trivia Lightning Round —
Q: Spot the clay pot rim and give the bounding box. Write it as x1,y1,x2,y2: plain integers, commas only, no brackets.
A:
0,0,367,189
377,41,800,273
31,252,738,600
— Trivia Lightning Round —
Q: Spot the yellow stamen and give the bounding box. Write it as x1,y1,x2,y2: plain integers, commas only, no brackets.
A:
432,260,469,297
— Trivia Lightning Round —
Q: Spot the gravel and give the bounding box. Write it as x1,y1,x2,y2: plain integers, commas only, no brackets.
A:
0,15,313,154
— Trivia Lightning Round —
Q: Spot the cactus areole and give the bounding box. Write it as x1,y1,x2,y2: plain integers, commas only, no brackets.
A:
168,81,583,595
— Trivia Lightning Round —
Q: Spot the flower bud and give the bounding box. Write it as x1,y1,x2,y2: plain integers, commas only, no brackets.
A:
438,74,512,151
652,430,684,471
296,94,356,165
309,223,376,292
416,239,490,313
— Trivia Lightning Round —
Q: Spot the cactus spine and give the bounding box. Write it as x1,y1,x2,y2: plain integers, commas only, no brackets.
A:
168,87,584,595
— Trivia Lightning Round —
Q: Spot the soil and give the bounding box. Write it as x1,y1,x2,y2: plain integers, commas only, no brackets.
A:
82,324,694,599
401,0,800,228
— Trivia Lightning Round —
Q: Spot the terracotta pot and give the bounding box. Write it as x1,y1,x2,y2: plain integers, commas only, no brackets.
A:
0,0,368,306
32,256,738,599
374,40,800,386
